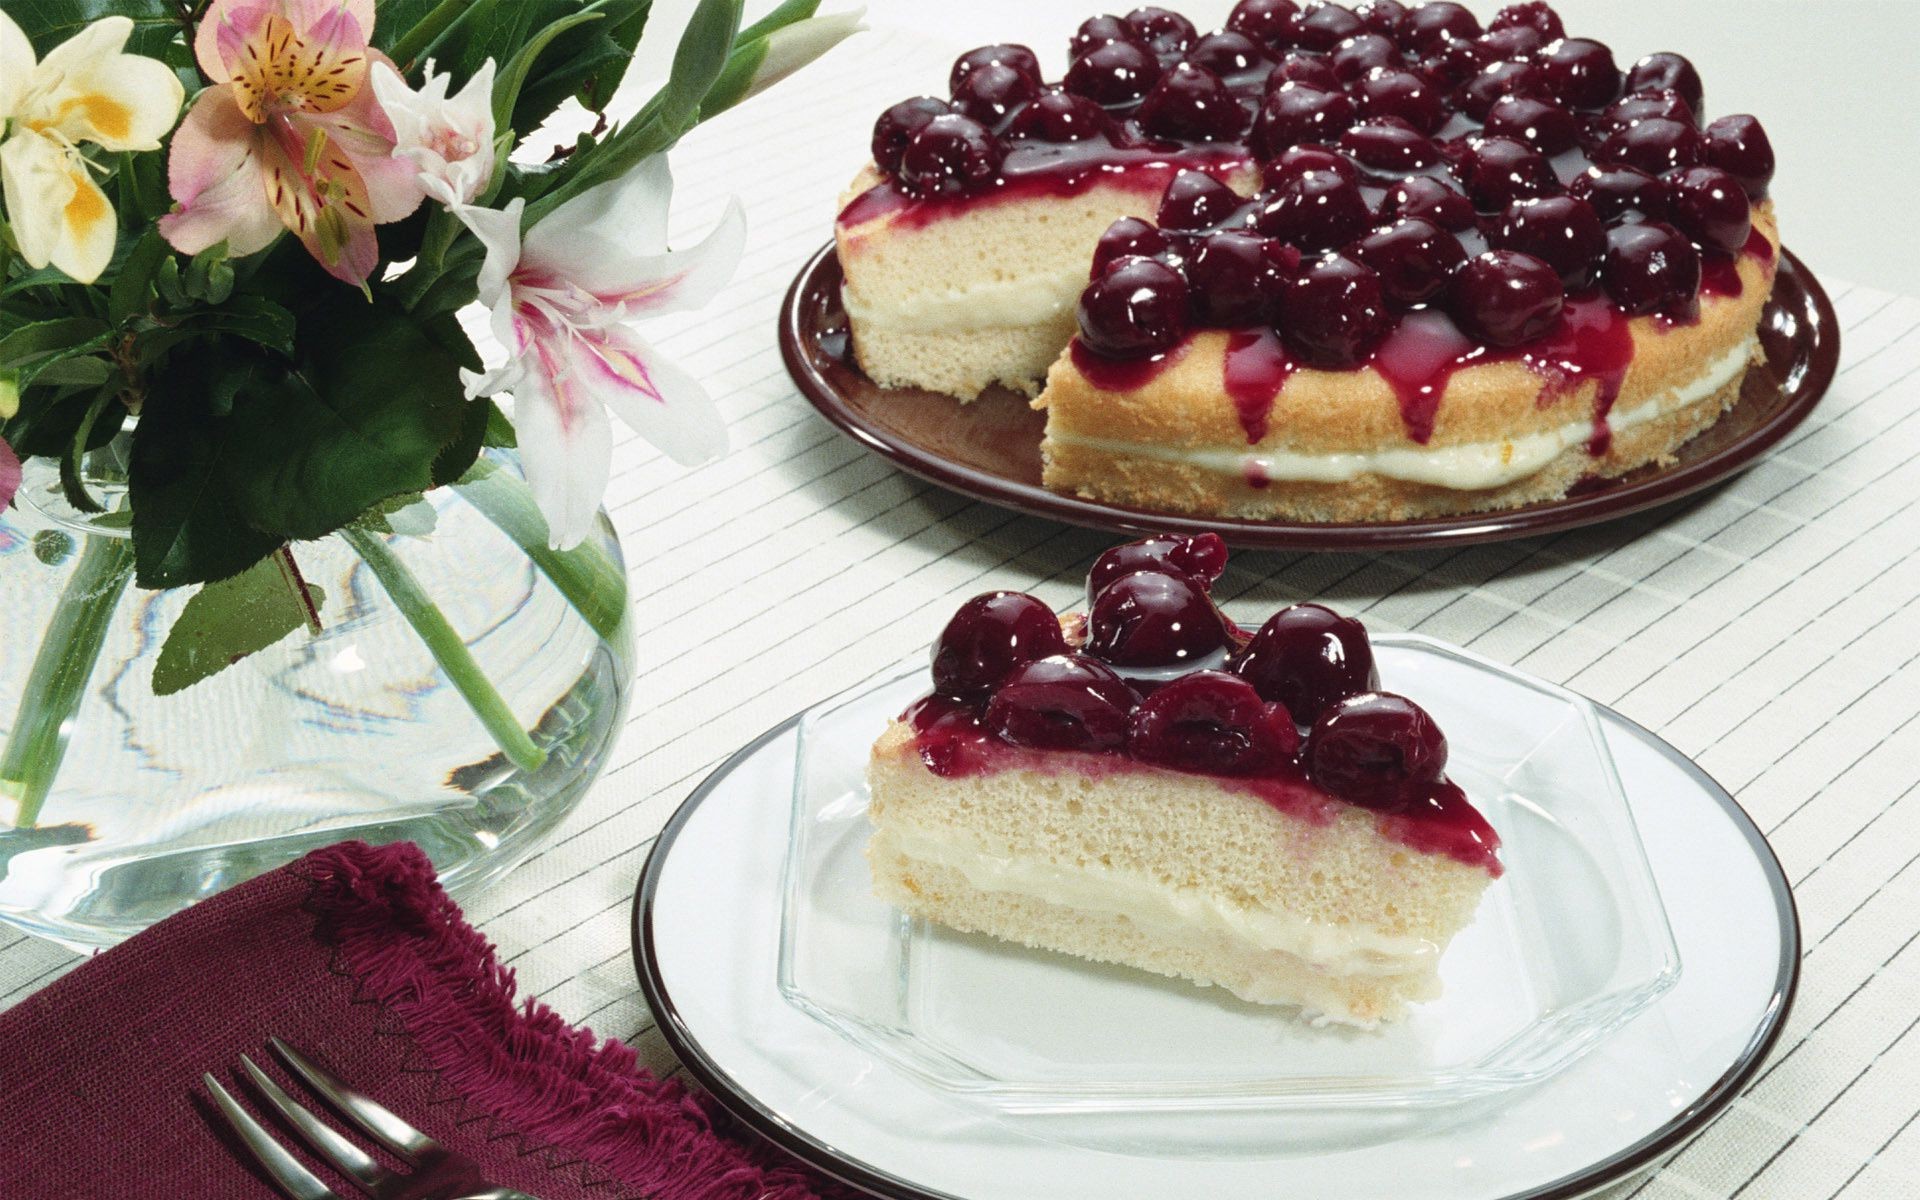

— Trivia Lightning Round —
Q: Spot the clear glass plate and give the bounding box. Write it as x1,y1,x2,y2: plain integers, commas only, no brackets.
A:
777,636,1680,1114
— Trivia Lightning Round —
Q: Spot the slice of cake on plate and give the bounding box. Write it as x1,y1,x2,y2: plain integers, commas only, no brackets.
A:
867,533,1499,1025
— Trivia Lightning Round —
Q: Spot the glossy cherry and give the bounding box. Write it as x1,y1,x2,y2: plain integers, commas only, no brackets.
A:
1270,48,1341,90
1157,169,1245,231
1453,134,1560,210
1280,253,1394,367
1230,602,1380,723
1339,119,1441,172
1664,166,1751,253
1489,2,1565,41
1535,36,1618,109
1004,88,1112,142
896,114,1004,198
984,654,1140,752
1354,0,1408,35
1295,1,1367,50
1353,67,1447,131
1186,30,1268,76
1087,532,1231,603
1595,116,1702,175
1704,114,1775,199
1266,143,1360,184
1477,23,1546,60
1091,216,1174,276
1594,89,1696,140
1482,94,1578,154
1306,691,1449,809
1418,35,1493,89
1568,163,1668,222
1490,194,1605,286
1457,59,1546,120
1139,62,1247,141
1070,14,1144,57
1228,0,1304,48
1330,32,1403,81
1379,175,1476,230
1127,671,1298,775
931,591,1068,697
1623,51,1703,115
1399,1,1482,55
950,44,1043,93
1252,82,1358,157
1350,216,1466,305
1253,167,1373,251
1449,249,1565,346
1077,256,1192,358
872,97,951,174
1065,39,1163,105
951,63,1041,127
1601,221,1701,317
1126,6,1199,53
1188,230,1299,324
1086,570,1231,666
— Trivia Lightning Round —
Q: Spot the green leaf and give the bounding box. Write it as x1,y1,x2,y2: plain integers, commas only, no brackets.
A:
0,317,109,366
0,266,75,301
151,557,327,696
222,297,476,540
739,0,821,42
109,231,171,324
481,400,518,448
377,0,650,132
129,354,287,588
657,0,744,132
2,0,185,59
493,10,605,130
138,295,297,362
431,389,491,488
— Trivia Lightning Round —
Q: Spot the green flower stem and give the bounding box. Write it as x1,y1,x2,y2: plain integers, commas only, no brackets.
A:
454,457,629,641
0,532,135,829
340,525,548,774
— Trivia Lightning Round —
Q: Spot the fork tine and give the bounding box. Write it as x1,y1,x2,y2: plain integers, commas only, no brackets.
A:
202,1074,347,1200
270,1037,436,1161
240,1055,399,1197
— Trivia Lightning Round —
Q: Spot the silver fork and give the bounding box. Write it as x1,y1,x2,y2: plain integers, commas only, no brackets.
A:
203,1037,542,1200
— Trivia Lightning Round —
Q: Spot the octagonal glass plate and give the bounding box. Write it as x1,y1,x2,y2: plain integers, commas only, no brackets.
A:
776,636,1679,1114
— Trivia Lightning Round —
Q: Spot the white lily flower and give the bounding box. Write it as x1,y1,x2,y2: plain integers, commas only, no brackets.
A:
369,58,498,209
743,10,867,103
0,12,183,283
457,156,745,549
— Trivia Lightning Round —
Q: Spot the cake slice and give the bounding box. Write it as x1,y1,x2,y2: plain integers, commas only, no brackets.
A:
866,534,1499,1026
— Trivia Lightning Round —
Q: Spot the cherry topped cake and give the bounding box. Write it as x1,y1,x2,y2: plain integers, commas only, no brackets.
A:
866,533,1499,1025
835,1,1780,522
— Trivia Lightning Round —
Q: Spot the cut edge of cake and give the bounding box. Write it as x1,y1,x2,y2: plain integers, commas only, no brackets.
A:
866,720,1495,1027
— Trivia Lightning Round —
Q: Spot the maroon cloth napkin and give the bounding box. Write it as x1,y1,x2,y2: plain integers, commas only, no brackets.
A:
0,841,840,1200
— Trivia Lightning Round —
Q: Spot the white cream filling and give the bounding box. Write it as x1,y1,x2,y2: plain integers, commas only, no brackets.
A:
842,266,1088,333
873,823,1439,978
1050,335,1756,491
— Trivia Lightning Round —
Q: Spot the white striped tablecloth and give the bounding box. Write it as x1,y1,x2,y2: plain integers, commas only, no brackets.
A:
6,16,1920,1200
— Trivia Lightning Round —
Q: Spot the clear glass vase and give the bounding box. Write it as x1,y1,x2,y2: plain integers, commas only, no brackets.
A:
0,445,633,949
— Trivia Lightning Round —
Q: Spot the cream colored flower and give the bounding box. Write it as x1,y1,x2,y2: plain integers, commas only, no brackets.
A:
0,12,184,284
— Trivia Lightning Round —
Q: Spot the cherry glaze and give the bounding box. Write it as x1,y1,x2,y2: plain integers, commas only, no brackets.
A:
1223,327,1298,441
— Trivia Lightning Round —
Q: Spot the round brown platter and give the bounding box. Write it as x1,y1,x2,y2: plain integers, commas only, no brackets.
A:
778,241,1840,551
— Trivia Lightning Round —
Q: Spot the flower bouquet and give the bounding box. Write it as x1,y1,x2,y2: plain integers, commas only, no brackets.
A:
0,0,856,939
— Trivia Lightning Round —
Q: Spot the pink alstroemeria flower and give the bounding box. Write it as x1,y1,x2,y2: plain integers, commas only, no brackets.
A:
160,0,423,284
458,157,745,549
0,437,19,512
